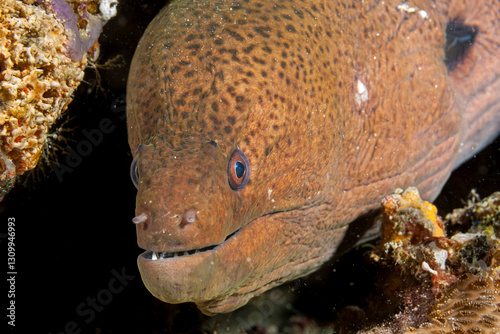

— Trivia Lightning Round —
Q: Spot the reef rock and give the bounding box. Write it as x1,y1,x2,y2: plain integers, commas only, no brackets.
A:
0,0,117,200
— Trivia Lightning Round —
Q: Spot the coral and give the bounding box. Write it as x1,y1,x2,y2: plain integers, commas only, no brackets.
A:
366,189,500,334
445,191,500,276
357,286,436,334
371,187,455,293
0,0,85,196
0,0,116,200
372,188,500,290
408,273,500,333
446,191,500,237
379,187,445,245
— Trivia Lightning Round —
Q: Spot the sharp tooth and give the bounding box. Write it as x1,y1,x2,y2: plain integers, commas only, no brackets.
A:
184,251,188,256
152,252,157,260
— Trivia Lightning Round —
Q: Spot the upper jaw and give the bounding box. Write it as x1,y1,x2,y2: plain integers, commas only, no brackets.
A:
134,207,229,252
139,228,241,261
141,243,218,261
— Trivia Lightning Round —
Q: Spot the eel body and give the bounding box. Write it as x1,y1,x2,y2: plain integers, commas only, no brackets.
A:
126,0,500,315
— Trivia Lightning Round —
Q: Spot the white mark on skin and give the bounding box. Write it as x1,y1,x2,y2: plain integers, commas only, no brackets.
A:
355,79,368,107
398,3,416,13
268,189,273,200
397,3,428,20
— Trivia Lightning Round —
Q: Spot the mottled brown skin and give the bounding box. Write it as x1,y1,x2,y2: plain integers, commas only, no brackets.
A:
127,0,500,315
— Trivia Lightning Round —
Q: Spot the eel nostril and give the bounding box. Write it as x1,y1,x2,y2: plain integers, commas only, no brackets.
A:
186,214,195,223
180,209,196,228
132,212,147,224
132,212,151,230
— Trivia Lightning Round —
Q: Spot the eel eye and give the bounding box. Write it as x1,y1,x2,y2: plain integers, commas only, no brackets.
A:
444,19,478,71
227,148,250,190
130,154,139,189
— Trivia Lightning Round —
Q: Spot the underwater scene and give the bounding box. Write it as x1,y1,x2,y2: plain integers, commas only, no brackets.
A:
1,0,500,333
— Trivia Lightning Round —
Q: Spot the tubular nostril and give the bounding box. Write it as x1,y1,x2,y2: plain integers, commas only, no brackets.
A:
186,214,195,223
132,212,151,230
132,212,147,224
180,209,196,228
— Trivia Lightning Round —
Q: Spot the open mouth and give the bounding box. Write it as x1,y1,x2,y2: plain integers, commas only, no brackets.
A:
142,228,240,261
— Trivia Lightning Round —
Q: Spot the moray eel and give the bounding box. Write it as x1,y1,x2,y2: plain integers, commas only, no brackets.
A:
127,0,500,315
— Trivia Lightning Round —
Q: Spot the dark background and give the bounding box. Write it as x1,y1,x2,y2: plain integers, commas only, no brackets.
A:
2,1,499,333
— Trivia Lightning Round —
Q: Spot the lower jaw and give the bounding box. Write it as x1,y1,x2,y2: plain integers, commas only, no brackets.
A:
138,238,235,309
136,225,249,305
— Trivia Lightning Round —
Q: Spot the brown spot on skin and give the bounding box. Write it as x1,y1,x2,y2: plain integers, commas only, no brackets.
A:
243,45,255,53
294,9,304,19
207,23,220,35
209,115,219,125
254,26,271,38
252,56,266,65
186,44,201,50
224,28,245,42
127,0,500,317
286,24,296,33
185,34,197,42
